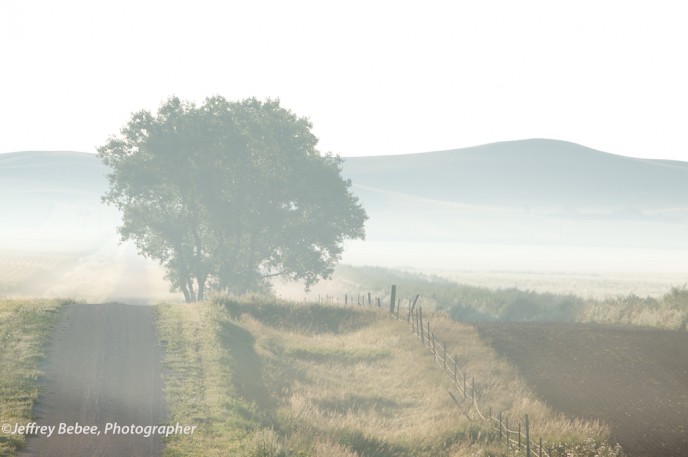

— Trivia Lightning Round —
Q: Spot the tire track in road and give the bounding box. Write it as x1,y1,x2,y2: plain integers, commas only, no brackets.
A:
20,303,165,457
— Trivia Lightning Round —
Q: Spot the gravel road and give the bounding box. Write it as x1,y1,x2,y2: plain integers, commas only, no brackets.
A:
20,303,165,457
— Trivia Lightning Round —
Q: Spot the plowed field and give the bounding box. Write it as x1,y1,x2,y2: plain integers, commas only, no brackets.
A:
476,323,688,457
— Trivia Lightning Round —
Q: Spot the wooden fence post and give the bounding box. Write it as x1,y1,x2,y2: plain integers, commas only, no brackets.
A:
419,307,424,342
525,414,530,457
409,294,419,322
427,321,430,342
368,292,371,305
539,437,542,457
518,423,521,449
488,407,493,442
389,285,396,314
499,412,503,444
505,418,509,449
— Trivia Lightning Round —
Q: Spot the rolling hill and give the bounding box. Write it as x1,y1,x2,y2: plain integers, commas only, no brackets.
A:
337,140,688,254
341,138,688,214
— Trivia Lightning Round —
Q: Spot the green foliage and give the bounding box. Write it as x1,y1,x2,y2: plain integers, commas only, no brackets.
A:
338,266,585,322
99,96,367,302
582,286,688,329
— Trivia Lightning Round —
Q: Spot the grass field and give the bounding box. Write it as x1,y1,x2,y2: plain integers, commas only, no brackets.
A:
155,296,623,457
0,299,65,456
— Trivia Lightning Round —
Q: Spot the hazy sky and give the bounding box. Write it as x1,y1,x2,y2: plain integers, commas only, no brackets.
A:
2,0,687,160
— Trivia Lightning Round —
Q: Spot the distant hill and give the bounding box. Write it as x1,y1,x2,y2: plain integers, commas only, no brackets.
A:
338,140,688,258
341,139,688,212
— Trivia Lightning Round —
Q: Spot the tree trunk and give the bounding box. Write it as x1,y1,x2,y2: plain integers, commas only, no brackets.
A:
180,280,192,303
196,276,206,302
187,279,196,302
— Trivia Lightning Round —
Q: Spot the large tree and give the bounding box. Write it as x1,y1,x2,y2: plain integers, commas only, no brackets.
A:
98,96,367,302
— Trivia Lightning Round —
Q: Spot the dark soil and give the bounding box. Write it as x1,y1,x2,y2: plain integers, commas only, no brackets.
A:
476,322,688,457
19,303,165,457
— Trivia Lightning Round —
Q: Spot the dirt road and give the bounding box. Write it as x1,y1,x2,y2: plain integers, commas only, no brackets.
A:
476,322,688,457
20,303,165,457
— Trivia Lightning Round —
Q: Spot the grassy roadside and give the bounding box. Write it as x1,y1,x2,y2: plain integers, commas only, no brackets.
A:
0,299,65,456
156,297,623,456
154,302,269,457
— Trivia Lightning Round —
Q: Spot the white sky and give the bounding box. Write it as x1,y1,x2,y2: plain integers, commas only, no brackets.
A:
1,0,687,160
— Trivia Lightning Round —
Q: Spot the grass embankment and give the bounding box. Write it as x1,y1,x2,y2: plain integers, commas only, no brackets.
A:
154,303,264,456
156,297,622,456
0,299,64,456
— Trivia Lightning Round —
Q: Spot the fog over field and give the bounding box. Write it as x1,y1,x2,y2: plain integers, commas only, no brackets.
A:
0,151,174,303
340,139,688,296
2,139,687,301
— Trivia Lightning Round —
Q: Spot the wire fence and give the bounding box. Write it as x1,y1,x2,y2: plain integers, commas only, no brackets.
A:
318,285,552,457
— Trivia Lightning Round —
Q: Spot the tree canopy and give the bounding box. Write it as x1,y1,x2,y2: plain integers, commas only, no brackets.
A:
98,96,367,302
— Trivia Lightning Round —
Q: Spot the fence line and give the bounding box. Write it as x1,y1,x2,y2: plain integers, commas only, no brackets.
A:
397,290,551,457
319,286,552,457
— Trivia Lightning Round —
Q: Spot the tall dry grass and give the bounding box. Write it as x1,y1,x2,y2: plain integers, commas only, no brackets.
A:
425,315,620,452
201,297,623,456
580,287,688,330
